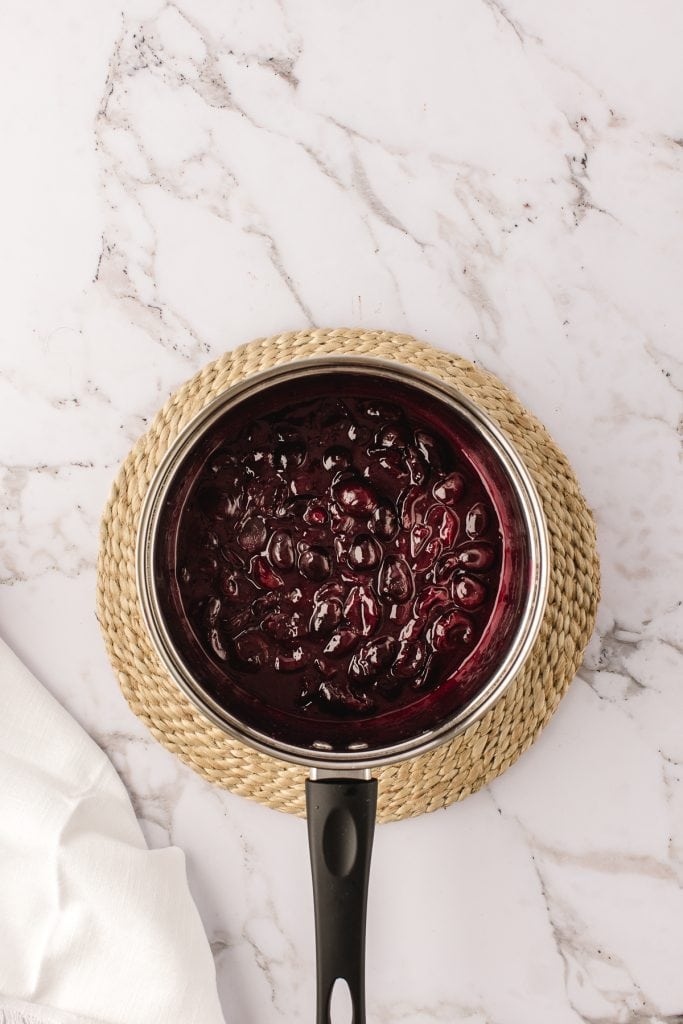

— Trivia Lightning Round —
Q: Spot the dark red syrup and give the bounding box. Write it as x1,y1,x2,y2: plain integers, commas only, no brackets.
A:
154,373,531,751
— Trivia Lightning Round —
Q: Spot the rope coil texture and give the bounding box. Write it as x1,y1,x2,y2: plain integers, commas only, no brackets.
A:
96,329,600,823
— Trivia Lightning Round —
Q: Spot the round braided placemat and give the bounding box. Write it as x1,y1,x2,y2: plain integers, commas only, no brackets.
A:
96,329,599,823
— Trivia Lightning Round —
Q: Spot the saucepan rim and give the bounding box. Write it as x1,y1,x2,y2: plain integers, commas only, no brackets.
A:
136,355,549,771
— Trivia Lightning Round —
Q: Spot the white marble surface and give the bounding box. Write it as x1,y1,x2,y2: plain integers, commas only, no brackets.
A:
1,1,682,1021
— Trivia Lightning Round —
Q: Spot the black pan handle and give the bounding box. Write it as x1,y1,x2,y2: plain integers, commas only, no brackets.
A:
306,776,378,1024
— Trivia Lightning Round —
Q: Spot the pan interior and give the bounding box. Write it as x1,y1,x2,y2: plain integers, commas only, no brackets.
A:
142,363,544,767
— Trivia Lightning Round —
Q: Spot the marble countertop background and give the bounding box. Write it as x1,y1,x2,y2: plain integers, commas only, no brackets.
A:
1,1,682,1021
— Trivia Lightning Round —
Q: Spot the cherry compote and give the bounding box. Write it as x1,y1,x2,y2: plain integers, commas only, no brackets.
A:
155,373,524,751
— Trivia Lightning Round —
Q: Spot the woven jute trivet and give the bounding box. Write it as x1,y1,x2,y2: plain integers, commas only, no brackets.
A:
96,329,599,823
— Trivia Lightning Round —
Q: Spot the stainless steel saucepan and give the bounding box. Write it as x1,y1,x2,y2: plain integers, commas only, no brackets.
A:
137,356,549,1023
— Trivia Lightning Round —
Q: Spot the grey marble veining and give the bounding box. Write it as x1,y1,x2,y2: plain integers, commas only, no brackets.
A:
1,1,682,1021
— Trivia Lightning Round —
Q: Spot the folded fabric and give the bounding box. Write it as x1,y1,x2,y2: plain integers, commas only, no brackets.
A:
0,637,225,1024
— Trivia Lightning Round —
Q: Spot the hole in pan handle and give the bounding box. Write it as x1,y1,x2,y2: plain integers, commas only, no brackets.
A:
306,771,378,1024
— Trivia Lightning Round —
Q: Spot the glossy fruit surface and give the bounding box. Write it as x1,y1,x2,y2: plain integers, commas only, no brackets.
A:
154,374,522,751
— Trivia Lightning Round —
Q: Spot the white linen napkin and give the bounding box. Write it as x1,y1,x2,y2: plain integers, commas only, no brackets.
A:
0,637,225,1024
